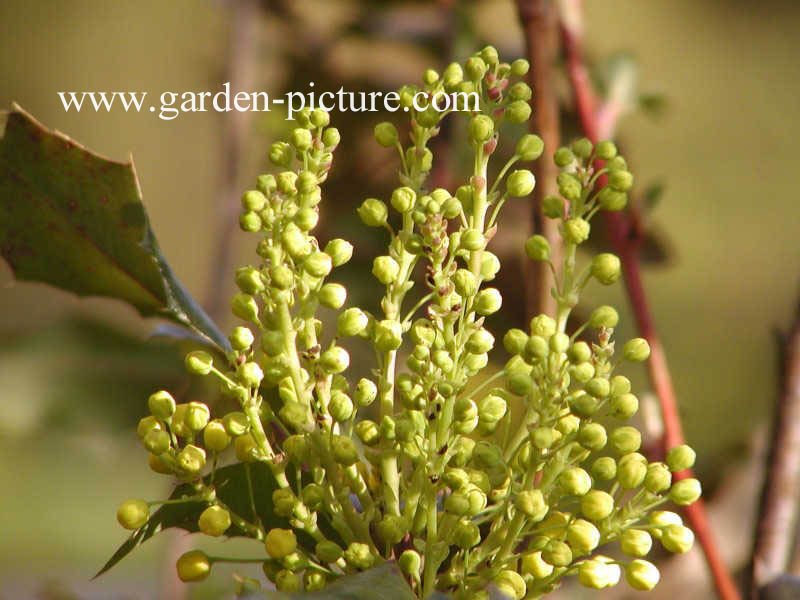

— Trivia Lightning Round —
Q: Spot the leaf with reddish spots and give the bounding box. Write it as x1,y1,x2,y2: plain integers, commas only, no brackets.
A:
0,105,229,351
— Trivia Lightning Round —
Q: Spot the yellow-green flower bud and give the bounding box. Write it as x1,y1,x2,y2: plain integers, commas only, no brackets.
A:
592,457,617,481
494,570,526,600
265,528,297,559
234,433,257,462
667,444,696,472
176,550,211,582
465,56,488,80
623,338,651,362
626,559,660,591
522,552,553,579
598,186,628,211
239,211,262,232
466,487,487,516
566,341,591,364
514,489,548,521
645,462,673,493
542,194,564,220
532,426,561,450
481,251,501,280
330,435,359,466
570,362,595,383
507,169,536,197
468,115,494,144
269,141,292,168
610,426,641,455
275,570,300,592
334,308,367,338
467,329,494,354
571,137,593,159
609,170,634,191
594,140,617,160
554,147,575,167
568,519,601,555
505,100,532,123
357,198,388,227
320,346,350,374
570,391,600,417
525,335,549,362
229,326,254,351
377,515,407,545
650,510,683,533
185,350,213,375
303,251,332,278
460,228,485,251
529,314,556,337
559,467,593,496
290,127,312,151
184,402,210,431
237,362,262,388
223,411,249,436
353,378,377,407
564,217,590,244
444,491,470,516
372,255,400,285
516,134,544,161
591,253,622,285
451,520,479,550
478,394,507,425
480,45,499,64
241,190,267,212
669,478,702,505
355,420,379,446
324,238,354,267
143,429,170,454
277,171,298,195
203,419,230,452
453,268,478,298
550,332,570,353
328,391,354,423
320,125,341,148
390,186,416,213
609,393,638,420
176,441,205,470
319,282,347,309
557,172,582,201
117,498,149,530
232,293,259,322
395,550,420,582
621,528,653,557
198,505,231,537
542,540,572,567
618,454,648,489
374,319,402,352
578,423,607,450
374,122,399,147
589,305,619,329
235,266,264,295
256,173,276,196
344,542,374,570
510,57,530,76
661,524,694,553
304,571,326,592
581,490,614,521
525,234,550,261
503,328,528,355
474,288,502,316
148,390,176,420
578,558,621,589
315,540,343,563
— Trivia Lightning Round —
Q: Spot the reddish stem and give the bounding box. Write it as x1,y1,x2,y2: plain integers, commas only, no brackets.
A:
559,11,742,600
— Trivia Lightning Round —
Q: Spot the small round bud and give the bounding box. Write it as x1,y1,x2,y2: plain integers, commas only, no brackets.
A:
453,268,479,298
320,346,350,374
550,332,570,353
239,362,264,388
235,266,264,295
507,169,536,197
117,499,149,530
324,238,354,267
554,147,575,167
618,453,648,489
198,505,231,537
610,426,642,454
645,462,673,493
185,350,213,375
621,529,653,557
355,420,380,445
494,570,526,600
239,211,262,233
322,127,340,148
442,62,464,88
598,186,628,211
234,433,257,462
465,56,488,80
461,229,486,252
177,444,206,473
185,402,210,431
374,122,399,147
143,429,170,454
399,550,421,579
609,169,634,191
522,552,553,579
578,558,621,589
315,540,343,563
344,542,374,570
232,293,259,322
329,392,354,423
390,186,416,213
610,375,632,396
589,305,619,329
481,251,501,280
337,307,368,338
374,319,402,352
203,420,231,452
505,100,532,123
176,550,211,582
542,194,565,219
514,489,548,521
265,528,297,559
504,329,528,355
559,467,593,496
578,423,607,450
531,426,560,450
581,490,614,521
568,341,592,363
570,362,595,383
474,288,502,315
269,265,294,290
623,337,651,362
564,218,590,244
661,524,695,553
467,329,495,354
591,253,622,285
148,390,176,420
319,283,347,310
296,171,317,194
481,45,499,65
506,372,533,396
372,255,400,285
529,314,557,337
567,519,601,554
571,137,593,159
650,510,683,532
592,457,617,481
516,133,544,161
354,378,378,407
667,444,697,472
557,172,582,201
453,520,481,550
468,115,494,144
148,453,171,474
542,540,572,567
229,326,254,351
511,58,530,76
478,394,507,424
523,234,550,262
223,411,249,436
610,393,639,419
669,478,702,506
303,251,333,278
331,435,359,465
570,391,600,417
357,198,388,227
291,128,312,151
423,68,439,85
595,140,617,160
275,570,300,592
626,559,660,591
269,141,293,168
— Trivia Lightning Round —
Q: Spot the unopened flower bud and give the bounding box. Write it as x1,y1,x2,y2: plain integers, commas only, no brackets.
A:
465,56,488,80
468,115,494,144
645,462,673,493
275,570,300,592
525,234,550,261
337,307,368,338
505,100,532,123
315,540,343,563
571,137,593,159
554,147,575,167
320,346,350,374
290,128,312,151
503,328,528,355
570,391,600,417
480,251,501,280
232,293,259,322
322,127,340,148
328,392,354,423
661,524,695,553
609,169,634,191
374,122,399,147
324,238,354,267
531,426,560,450
568,519,601,554
494,570,526,600
234,433,257,462
557,173,582,201
467,329,495,354
514,489,548,521
667,444,697,472
398,549,421,579
198,505,231,537
559,467,593,496
357,198,388,227
610,393,639,419
581,490,614,521
578,423,607,450
344,542,374,570
669,478,702,505
319,283,347,310
148,390,176,420
516,133,544,161
235,266,264,295
591,253,622,285
277,171,298,195
452,268,478,298
303,251,333,278
578,558,621,589
117,498,149,530
203,419,231,452
510,57,530,76
618,454,648,489
265,528,297,559
355,420,379,446
229,326,254,351
374,319,402,352
176,550,211,582
269,141,293,168
507,169,536,197
621,528,653,557
589,305,619,329
522,552,553,579
542,540,572,567
598,186,628,211
372,255,400,285
353,378,377,407
143,429,170,454
460,228,485,251
626,559,660,591
177,444,206,473
550,332,570,353
185,350,213,375
564,218,590,244
474,288,502,316
592,457,617,481
506,372,533,396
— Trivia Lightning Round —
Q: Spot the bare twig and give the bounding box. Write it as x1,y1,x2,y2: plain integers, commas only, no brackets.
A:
557,3,742,599
752,301,800,596
515,0,562,320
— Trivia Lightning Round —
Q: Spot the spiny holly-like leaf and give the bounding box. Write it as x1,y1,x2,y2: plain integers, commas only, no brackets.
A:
0,105,230,352
96,462,319,578
251,562,417,600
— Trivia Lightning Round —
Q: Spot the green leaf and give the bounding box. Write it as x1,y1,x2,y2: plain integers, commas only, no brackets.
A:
0,105,230,352
96,462,309,578
251,562,416,600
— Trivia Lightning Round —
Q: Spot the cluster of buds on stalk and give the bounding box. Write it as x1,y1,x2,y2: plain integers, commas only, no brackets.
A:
116,46,701,599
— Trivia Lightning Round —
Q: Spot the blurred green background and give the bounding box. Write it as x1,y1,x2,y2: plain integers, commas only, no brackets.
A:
1,0,798,598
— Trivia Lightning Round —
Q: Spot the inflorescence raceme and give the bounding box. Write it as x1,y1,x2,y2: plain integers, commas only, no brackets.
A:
118,46,701,599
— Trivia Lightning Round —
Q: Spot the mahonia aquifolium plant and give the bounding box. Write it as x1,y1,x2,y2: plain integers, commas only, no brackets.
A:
118,47,702,599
